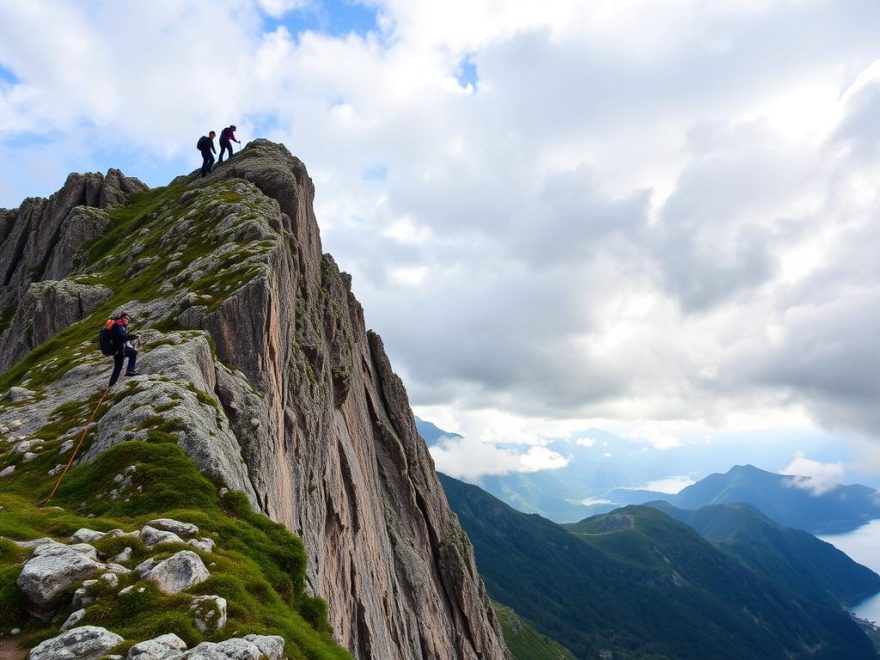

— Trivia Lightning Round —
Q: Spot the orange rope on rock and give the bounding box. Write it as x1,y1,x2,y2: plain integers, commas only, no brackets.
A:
41,387,111,504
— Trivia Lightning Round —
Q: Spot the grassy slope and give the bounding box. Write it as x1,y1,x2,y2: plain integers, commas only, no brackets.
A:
646,501,880,606
493,601,574,660
0,174,349,658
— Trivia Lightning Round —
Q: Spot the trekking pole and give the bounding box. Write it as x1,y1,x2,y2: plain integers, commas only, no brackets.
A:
41,387,111,504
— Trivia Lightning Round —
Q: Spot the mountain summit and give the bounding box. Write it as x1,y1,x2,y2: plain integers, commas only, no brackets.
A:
0,141,508,659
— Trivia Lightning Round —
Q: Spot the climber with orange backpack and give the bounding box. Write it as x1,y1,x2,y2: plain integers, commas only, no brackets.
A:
99,312,140,386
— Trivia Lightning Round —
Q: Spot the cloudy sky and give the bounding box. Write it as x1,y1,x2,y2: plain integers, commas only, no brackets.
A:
2,0,879,481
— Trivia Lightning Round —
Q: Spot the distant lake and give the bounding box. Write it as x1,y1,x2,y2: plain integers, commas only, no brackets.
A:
820,519,880,624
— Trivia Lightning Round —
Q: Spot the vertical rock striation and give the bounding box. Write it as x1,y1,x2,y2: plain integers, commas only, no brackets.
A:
181,141,508,659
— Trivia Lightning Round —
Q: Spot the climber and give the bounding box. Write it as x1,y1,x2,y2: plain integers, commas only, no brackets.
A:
106,312,140,387
197,131,216,177
218,125,240,163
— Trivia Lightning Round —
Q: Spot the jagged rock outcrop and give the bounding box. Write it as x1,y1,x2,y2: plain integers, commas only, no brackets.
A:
0,168,146,370
0,279,112,372
0,141,509,660
0,169,145,307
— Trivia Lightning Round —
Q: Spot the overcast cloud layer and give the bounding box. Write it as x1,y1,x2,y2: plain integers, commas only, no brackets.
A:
2,0,879,477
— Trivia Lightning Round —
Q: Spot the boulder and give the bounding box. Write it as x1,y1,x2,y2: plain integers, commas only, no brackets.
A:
126,633,188,659
5,386,33,402
71,529,106,543
140,525,185,548
29,625,124,660
243,635,284,659
17,544,104,618
187,538,214,553
146,518,199,538
144,551,209,594
181,635,283,660
190,595,227,632
60,608,86,631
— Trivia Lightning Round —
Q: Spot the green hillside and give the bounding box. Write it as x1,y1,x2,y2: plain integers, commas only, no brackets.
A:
647,501,880,606
493,602,575,660
440,473,876,660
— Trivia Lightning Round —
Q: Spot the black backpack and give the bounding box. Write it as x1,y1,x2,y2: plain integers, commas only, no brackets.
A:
196,136,208,151
220,127,231,141
98,323,115,356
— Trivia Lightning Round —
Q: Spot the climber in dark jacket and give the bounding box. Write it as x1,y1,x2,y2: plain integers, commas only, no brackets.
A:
218,125,240,163
107,312,140,387
198,131,216,177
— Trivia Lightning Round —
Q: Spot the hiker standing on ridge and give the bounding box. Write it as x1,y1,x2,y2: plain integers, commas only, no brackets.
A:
106,312,140,387
197,131,216,177
218,125,240,163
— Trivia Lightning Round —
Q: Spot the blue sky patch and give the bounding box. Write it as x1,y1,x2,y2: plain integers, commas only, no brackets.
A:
265,0,380,38
0,63,20,85
455,55,478,91
363,164,388,181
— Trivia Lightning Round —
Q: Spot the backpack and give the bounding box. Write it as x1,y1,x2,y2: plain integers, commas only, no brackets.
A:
98,321,116,356
197,136,208,151
220,127,231,141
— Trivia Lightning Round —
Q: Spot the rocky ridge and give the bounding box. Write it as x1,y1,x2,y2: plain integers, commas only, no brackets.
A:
0,141,508,659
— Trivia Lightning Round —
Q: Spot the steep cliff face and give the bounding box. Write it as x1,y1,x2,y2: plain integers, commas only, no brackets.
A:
0,141,508,659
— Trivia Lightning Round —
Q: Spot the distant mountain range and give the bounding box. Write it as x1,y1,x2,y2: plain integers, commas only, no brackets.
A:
664,464,880,534
440,473,879,659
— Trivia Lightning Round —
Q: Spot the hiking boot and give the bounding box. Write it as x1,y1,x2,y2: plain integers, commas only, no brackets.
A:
125,370,139,377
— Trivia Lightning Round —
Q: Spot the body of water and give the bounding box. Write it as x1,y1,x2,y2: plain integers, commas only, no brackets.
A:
820,519,880,624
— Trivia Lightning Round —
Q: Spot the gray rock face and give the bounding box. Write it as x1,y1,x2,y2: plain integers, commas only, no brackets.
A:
193,141,509,660
0,279,112,372
29,625,124,660
127,633,188,659
143,550,209,594
0,168,146,362
17,543,104,618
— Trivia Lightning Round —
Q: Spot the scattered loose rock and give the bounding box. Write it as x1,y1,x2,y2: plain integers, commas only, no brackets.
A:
17,543,104,618
144,551,209,594
126,632,188,659
71,529,106,543
140,525,184,547
29,625,124,660
60,607,86,631
190,595,227,632
187,538,214,553
146,518,199,538
181,634,284,660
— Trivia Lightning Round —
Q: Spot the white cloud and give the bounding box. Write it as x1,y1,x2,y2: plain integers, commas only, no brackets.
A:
256,0,312,19
781,451,845,495
575,438,596,447
2,1,880,459
429,435,569,481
